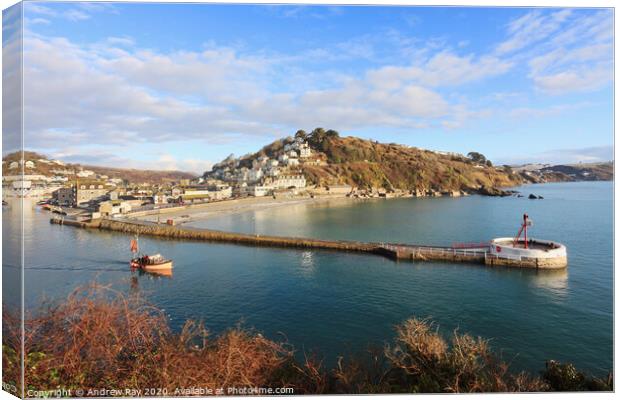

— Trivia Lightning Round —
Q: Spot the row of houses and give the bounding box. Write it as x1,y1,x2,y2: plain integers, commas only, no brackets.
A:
3,158,69,170
235,174,307,197
209,137,315,185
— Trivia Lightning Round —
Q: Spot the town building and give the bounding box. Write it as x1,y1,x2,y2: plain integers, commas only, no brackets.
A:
273,175,306,189
286,158,300,166
248,169,263,182
76,169,95,178
55,187,75,206
250,185,273,197
55,181,111,206
299,144,312,158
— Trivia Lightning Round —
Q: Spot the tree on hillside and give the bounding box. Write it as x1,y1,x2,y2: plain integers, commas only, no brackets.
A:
308,128,340,149
467,151,487,164
308,128,326,147
325,129,340,138
295,130,307,140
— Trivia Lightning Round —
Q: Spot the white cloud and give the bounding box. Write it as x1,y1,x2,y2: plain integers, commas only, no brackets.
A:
17,7,612,171
496,9,571,55
509,102,595,119
25,2,117,22
366,51,512,89
532,66,612,95
22,30,484,160
2,4,23,154
498,9,613,94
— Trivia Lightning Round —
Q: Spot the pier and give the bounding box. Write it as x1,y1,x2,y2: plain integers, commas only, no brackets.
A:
50,217,567,269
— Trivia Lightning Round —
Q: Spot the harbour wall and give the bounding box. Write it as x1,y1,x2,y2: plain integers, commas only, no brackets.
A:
49,217,567,269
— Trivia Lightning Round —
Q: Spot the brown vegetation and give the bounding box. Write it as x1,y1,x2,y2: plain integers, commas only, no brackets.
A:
2,284,612,395
302,136,522,192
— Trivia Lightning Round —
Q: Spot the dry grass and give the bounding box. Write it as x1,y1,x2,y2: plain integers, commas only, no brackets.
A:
301,136,522,191
2,285,612,395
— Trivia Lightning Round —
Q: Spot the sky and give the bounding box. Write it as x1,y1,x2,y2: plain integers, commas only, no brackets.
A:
2,2,614,173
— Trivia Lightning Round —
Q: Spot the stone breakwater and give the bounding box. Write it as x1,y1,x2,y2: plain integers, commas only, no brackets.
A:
49,217,567,269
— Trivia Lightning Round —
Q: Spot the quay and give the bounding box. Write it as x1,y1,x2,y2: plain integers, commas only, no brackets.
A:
50,215,567,269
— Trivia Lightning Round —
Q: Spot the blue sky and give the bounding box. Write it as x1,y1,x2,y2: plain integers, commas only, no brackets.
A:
4,2,614,172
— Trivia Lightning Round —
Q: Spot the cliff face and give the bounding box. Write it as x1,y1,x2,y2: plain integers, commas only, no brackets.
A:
300,136,522,193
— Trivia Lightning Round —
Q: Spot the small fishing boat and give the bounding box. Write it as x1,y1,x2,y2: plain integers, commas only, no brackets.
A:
129,237,173,274
130,253,174,272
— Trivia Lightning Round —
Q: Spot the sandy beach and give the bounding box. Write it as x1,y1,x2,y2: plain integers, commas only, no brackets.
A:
131,194,360,224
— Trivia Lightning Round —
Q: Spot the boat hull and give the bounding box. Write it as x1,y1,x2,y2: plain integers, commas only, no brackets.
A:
141,260,174,271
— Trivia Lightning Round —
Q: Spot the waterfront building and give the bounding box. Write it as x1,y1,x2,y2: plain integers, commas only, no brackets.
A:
274,174,306,189
53,181,111,206
98,200,133,216
55,187,75,206
76,182,110,205
250,185,274,197
208,185,232,200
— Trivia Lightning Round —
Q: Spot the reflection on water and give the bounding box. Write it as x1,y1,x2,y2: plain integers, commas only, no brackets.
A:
300,251,314,268
529,269,569,298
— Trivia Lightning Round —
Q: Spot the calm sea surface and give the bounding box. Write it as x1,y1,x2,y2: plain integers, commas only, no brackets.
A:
3,181,613,374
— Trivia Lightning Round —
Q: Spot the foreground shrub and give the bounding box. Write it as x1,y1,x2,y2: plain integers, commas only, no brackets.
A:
2,284,612,395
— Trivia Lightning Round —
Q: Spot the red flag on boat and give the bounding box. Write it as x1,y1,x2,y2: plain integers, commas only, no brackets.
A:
130,238,138,253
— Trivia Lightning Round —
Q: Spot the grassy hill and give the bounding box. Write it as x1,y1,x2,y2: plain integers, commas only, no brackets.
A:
301,135,522,192
225,130,523,194
514,161,613,183
2,151,195,184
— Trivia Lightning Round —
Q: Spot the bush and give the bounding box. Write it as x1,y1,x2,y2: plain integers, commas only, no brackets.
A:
3,285,612,395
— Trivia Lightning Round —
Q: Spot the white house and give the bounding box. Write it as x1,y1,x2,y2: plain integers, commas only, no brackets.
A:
25,160,35,169
250,185,273,197
274,175,306,189
265,166,280,177
299,147,311,158
248,169,264,182
77,169,95,178
9,161,18,169
286,158,300,167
